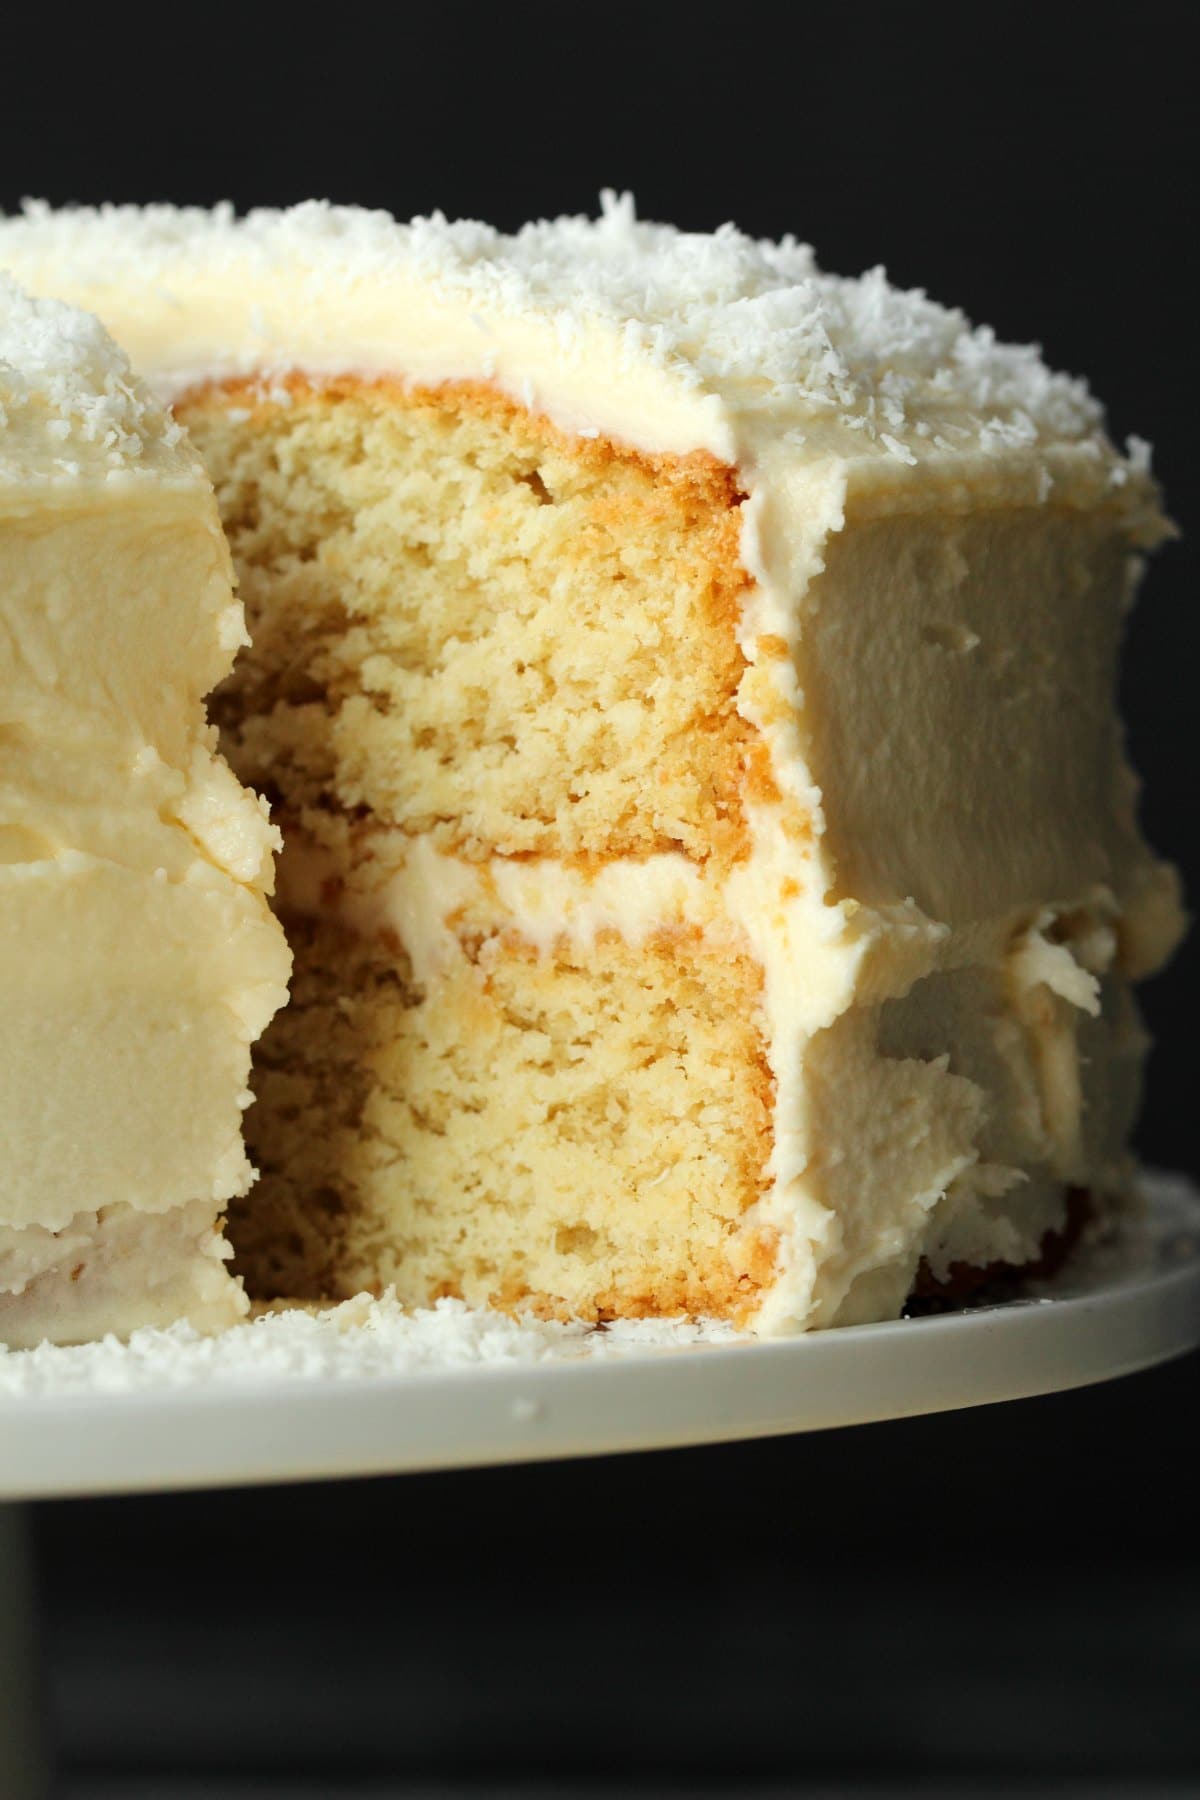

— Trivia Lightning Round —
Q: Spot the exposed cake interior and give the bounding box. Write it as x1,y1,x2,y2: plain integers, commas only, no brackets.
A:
181,375,776,1321
201,376,754,862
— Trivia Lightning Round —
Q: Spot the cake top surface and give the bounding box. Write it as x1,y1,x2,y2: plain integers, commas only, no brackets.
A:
0,272,200,490
0,194,1150,490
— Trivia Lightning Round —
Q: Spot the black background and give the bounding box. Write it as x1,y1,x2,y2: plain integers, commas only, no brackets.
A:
3,2,1197,1790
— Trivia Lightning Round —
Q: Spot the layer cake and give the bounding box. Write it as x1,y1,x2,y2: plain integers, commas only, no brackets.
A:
0,198,1182,1333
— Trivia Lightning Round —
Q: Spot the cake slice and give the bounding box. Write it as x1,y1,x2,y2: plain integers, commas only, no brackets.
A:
2,198,1182,1331
0,275,290,1348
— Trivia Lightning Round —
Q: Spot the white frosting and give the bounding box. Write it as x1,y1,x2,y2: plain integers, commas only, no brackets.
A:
0,276,291,1347
0,1199,246,1351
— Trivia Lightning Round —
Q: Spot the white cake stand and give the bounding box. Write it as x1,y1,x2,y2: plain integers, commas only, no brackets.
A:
2,1173,1198,1797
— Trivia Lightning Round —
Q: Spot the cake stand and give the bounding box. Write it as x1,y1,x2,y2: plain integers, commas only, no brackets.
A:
2,1172,1199,1798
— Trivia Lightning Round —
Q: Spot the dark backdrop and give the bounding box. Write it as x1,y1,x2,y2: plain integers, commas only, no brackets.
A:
4,2,1197,1790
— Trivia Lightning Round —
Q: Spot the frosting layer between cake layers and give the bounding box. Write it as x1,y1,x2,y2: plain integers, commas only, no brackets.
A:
0,276,291,1347
0,199,1181,1330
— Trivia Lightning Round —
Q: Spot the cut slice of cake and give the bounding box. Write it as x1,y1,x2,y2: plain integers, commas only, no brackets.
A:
1,197,1182,1332
0,275,291,1349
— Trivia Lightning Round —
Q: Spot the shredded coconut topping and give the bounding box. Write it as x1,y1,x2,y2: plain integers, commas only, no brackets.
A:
0,1293,742,1398
0,272,189,483
1,192,1131,469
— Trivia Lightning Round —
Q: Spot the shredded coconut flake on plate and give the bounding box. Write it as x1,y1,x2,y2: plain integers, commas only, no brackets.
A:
0,1294,745,1399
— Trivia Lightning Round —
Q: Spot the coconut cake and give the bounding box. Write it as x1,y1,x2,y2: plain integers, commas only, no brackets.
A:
0,196,1182,1335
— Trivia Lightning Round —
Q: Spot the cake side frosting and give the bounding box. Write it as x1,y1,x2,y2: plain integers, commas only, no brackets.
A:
0,276,292,1345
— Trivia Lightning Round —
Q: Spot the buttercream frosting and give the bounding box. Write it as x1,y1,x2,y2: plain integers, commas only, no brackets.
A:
0,275,290,1345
